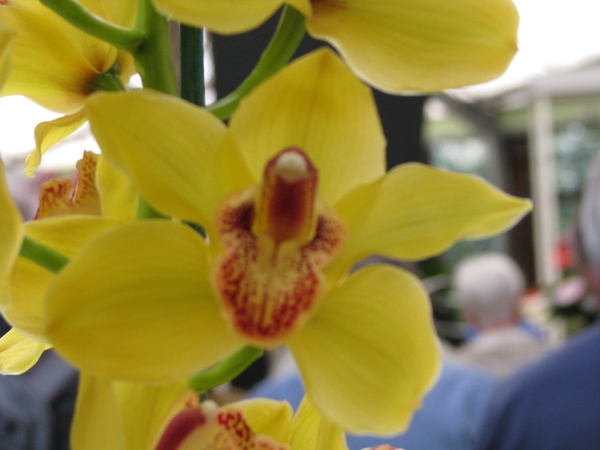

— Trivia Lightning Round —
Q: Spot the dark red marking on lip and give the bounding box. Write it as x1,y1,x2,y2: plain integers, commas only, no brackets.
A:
155,405,208,450
213,149,346,346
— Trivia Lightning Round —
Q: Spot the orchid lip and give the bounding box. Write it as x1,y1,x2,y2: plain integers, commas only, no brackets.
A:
213,148,346,346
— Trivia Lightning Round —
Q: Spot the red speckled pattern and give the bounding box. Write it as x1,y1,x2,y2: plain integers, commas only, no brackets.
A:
34,151,101,219
213,150,345,346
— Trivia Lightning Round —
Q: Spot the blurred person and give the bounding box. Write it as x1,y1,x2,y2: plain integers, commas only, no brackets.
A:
0,374,51,450
475,156,600,450
453,252,551,378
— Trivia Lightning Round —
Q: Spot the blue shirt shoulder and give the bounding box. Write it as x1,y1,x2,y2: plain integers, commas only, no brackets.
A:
476,322,600,450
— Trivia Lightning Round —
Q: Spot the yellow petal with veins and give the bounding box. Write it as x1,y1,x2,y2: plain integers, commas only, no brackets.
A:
229,48,385,205
328,163,532,280
151,0,312,33
5,216,119,339
0,158,23,309
0,22,12,90
5,256,53,339
0,328,50,375
288,265,440,435
71,372,127,450
307,0,518,93
45,221,244,382
25,110,87,177
113,379,191,450
0,4,111,113
72,371,191,450
25,215,120,258
86,90,254,237
289,396,347,450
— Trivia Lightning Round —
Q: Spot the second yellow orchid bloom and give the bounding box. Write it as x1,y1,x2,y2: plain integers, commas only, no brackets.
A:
152,0,519,93
0,152,137,375
73,372,389,450
0,0,137,176
44,48,530,435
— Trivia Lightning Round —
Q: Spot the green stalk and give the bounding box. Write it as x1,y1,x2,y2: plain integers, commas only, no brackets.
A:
189,346,264,395
207,6,306,120
40,0,145,50
133,0,178,96
180,25,205,107
19,236,69,274
132,0,178,220
90,67,128,93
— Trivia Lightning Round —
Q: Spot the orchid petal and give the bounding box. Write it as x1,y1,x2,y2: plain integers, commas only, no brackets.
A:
96,156,139,223
328,163,532,280
4,216,119,339
86,90,253,235
72,371,191,450
113,379,191,450
80,0,138,28
0,23,12,90
5,256,53,339
25,110,87,177
71,372,127,450
0,159,23,308
0,4,112,113
229,48,385,205
289,396,347,450
307,0,518,92
45,221,244,382
237,399,294,443
25,215,120,258
34,151,101,219
0,328,50,375
288,265,441,434
151,0,312,34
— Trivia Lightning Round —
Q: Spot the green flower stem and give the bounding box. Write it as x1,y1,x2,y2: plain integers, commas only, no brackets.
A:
189,346,264,395
133,0,178,96
180,25,204,107
19,235,69,275
207,6,306,120
90,68,128,92
40,0,145,50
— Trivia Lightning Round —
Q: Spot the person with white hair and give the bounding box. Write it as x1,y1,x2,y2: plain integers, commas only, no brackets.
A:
453,252,550,378
475,156,600,450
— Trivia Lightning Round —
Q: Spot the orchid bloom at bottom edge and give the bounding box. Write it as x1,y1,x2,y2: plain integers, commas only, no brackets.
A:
72,371,399,450
44,48,532,435
0,152,138,375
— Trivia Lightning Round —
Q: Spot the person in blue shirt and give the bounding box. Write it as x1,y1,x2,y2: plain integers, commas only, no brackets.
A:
475,156,600,450
248,359,496,450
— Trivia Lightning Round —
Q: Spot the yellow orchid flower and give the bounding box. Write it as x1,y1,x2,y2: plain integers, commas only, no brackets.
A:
73,374,353,450
0,0,137,176
0,152,137,375
0,21,11,90
152,0,518,93
45,48,531,435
